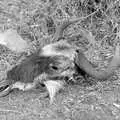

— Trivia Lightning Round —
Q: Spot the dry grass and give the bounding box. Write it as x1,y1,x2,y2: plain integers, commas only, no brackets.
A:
0,0,120,119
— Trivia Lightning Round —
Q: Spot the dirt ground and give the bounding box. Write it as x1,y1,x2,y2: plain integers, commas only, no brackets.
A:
0,0,120,120
1,80,120,120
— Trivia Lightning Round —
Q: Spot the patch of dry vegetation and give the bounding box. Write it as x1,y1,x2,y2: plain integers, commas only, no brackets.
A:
0,0,120,120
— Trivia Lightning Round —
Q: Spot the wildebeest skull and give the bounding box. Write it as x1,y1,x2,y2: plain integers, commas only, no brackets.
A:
0,41,76,103
0,17,83,103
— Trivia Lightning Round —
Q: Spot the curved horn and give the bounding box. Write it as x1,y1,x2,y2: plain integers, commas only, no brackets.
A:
75,45,120,80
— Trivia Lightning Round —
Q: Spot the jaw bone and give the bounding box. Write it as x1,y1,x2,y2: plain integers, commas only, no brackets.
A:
0,82,36,97
0,74,65,104
11,82,36,91
11,79,65,103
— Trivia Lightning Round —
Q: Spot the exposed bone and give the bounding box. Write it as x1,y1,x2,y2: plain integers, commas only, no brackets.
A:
12,82,36,91
44,80,64,103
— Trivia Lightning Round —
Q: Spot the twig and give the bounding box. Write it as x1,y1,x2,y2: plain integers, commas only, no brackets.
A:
0,109,22,114
52,9,99,42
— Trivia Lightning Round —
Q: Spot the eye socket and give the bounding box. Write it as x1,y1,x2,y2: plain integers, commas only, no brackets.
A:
51,65,58,70
49,64,58,71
